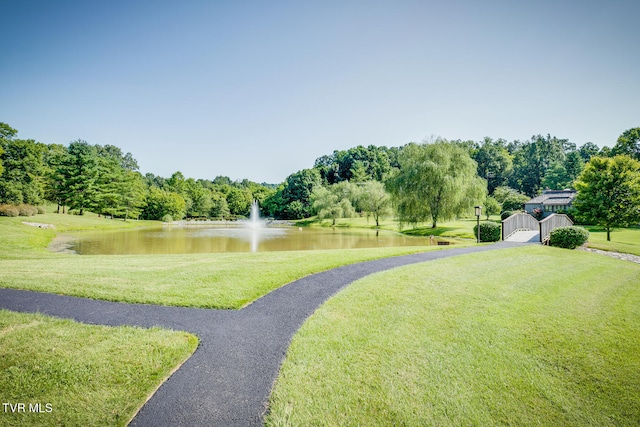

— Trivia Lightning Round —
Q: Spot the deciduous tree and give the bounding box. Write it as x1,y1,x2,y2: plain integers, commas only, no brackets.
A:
358,181,392,227
613,127,640,161
0,132,47,205
386,140,486,228
311,185,355,226
473,137,513,194
574,155,640,241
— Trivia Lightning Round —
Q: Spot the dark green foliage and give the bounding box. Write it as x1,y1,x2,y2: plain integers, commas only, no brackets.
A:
314,145,393,184
59,140,98,215
613,127,640,161
574,155,640,241
509,134,567,196
555,208,577,223
473,221,501,242
265,169,322,219
142,187,186,220
0,136,47,205
579,142,600,162
549,226,589,249
285,200,305,219
542,151,584,190
493,186,529,212
473,137,513,194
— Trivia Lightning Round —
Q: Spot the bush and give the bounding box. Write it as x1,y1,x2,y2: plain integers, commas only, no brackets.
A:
0,204,20,217
37,206,46,214
473,221,501,242
161,214,173,223
549,226,589,249
17,204,38,217
500,211,513,221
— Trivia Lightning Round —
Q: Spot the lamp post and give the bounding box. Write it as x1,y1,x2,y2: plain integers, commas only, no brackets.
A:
475,206,482,243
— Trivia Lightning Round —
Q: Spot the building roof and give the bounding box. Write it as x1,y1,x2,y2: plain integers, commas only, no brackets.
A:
525,190,577,206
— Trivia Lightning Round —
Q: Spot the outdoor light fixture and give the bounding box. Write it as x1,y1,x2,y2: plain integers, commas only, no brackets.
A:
475,206,482,243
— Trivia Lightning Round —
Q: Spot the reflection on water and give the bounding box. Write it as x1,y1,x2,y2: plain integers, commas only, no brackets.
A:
62,225,444,255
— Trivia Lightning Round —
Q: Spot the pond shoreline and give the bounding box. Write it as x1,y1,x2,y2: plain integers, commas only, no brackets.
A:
166,219,295,227
47,234,77,254
45,225,439,255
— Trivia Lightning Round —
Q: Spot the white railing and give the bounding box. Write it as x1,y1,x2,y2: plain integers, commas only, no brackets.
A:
502,213,539,241
539,214,573,243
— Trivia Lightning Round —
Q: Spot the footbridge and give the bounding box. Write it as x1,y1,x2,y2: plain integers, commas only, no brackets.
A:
502,213,573,243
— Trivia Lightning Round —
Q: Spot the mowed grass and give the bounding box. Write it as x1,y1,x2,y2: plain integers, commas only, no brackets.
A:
585,226,640,256
0,310,197,427
0,210,159,259
0,247,441,309
0,214,439,309
299,215,489,240
267,245,640,426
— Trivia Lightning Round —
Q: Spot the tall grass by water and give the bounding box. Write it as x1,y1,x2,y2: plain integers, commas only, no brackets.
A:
267,245,640,426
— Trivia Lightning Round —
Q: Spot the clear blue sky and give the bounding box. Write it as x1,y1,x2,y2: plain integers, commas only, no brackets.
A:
2,0,639,184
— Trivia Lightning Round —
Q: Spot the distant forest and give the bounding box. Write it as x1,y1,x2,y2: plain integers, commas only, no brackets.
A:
1,121,638,222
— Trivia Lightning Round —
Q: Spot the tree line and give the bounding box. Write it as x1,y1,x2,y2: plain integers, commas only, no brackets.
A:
1,121,639,226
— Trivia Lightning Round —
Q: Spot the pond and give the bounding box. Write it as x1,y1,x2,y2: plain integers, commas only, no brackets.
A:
53,224,446,255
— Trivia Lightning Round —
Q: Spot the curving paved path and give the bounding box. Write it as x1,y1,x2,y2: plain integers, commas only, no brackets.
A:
0,242,524,426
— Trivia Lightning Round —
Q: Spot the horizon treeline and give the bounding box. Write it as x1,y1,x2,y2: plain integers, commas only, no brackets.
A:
1,121,638,221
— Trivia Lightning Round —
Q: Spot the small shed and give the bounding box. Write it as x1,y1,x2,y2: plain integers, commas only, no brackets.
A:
524,189,577,218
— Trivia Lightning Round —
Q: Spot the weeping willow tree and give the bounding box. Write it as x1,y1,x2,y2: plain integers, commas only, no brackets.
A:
386,140,487,228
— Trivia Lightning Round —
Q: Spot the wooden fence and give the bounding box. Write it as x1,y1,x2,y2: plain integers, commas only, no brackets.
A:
502,212,574,242
502,213,540,241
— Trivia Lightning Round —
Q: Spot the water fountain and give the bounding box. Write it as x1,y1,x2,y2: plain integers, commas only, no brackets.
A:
246,200,264,251
247,199,264,229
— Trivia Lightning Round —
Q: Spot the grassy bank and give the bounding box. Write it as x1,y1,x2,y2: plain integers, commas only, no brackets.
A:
298,215,488,240
0,310,197,427
0,214,441,309
0,209,159,259
267,245,640,426
585,226,640,256
0,247,442,309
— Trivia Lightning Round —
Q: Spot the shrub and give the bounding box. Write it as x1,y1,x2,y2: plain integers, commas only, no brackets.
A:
500,210,513,221
549,226,589,249
0,204,20,217
17,204,38,217
473,221,501,242
161,214,173,223
37,206,46,214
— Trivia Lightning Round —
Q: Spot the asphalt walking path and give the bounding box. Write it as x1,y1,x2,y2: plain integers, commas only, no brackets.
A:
0,241,524,426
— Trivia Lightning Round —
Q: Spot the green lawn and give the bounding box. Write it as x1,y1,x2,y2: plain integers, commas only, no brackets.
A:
0,213,442,309
299,215,495,240
0,209,159,259
267,245,640,426
0,247,443,309
0,310,197,427
585,226,640,256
